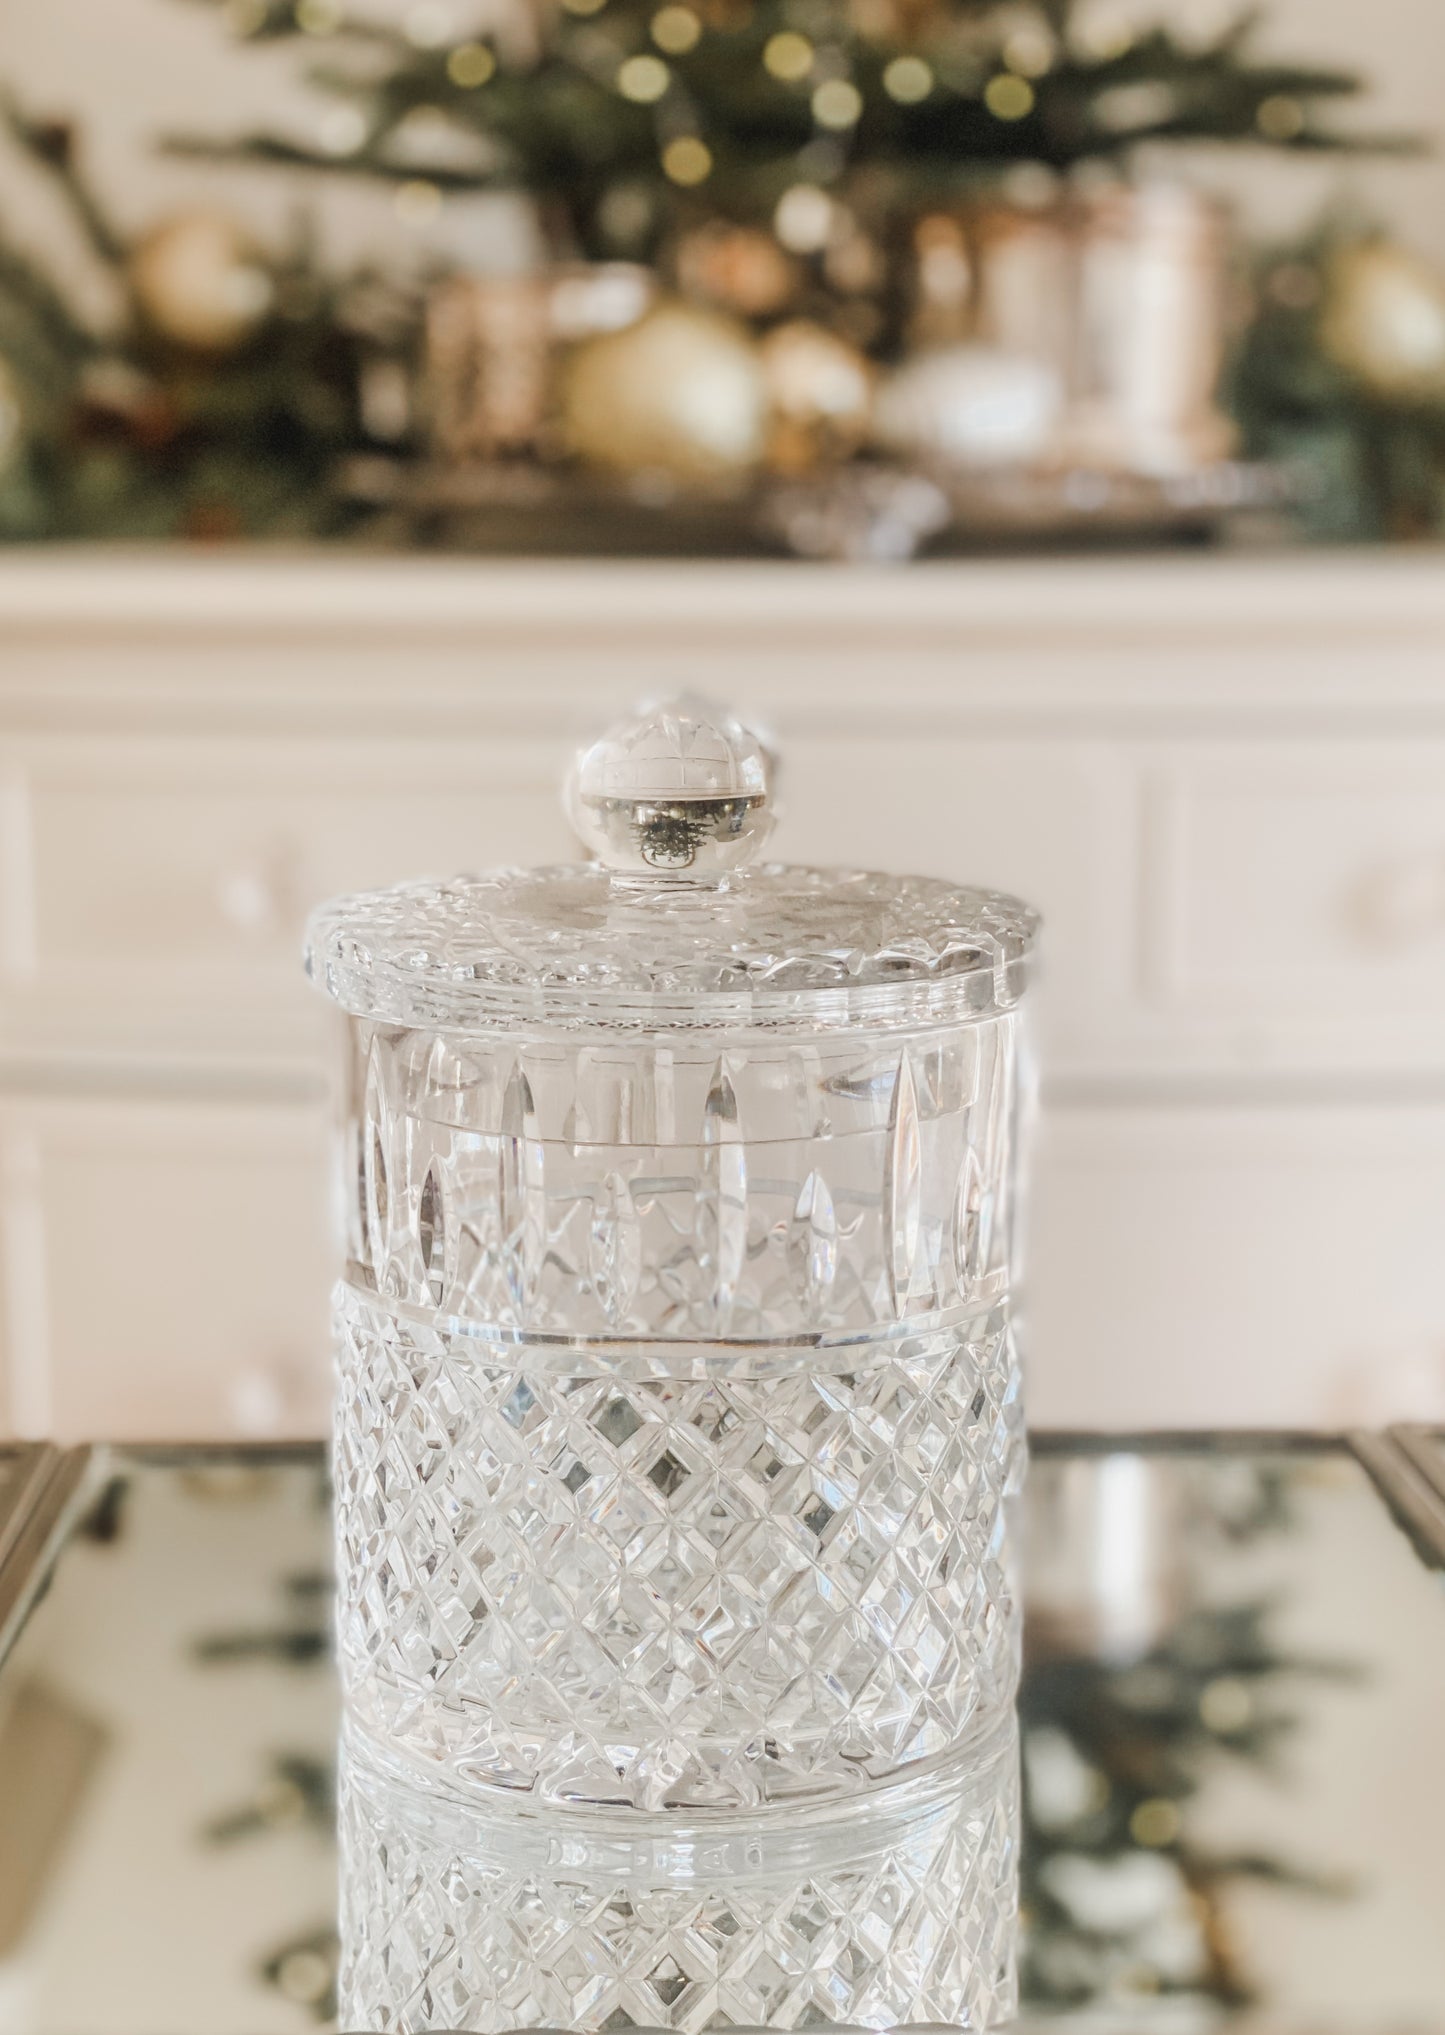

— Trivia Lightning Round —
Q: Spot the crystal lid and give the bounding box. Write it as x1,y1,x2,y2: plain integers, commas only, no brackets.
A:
305,696,1038,1034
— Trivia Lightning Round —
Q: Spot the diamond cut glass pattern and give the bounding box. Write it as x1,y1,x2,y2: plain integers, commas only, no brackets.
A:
310,697,1038,2028
335,1284,1022,1808
338,1717,1020,2035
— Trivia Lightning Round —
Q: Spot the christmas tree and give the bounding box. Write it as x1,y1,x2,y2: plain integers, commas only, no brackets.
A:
174,0,1402,266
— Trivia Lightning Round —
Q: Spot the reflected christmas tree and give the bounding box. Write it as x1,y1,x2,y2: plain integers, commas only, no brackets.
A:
1019,1457,1356,2015
183,1455,1358,2026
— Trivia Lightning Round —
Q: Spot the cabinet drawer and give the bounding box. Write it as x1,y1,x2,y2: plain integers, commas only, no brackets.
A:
2,725,1130,1076
1140,744,1445,1073
0,736,573,1062
0,1090,332,1442
7,726,1445,1082
778,732,1133,1081
1029,1099,1445,1430
716,733,1445,1082
6,1085,1441,1441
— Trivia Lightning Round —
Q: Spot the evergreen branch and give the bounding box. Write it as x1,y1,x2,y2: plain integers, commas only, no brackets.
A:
192,1624,329,1664
174,0,397,46
160,0,1410,254
1182,1847,1353,1896
1036,0,1076,34
1214,8,1266,58
0,90,127,267
0,233,97,371
163,132,510,190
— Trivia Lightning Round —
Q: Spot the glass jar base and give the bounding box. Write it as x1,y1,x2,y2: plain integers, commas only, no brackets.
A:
337,1713,1020,2034
334,1283,1024,1811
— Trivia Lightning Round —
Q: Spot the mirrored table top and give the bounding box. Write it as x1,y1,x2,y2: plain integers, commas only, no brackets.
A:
0,1434,1441,2035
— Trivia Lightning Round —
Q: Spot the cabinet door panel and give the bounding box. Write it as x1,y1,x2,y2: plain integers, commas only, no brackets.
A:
779,734,1134,1080
1028,1101,1445,1430
6,1090,1442,1442
0,735,571,1062
0,1092,331,1442
1139,742,1445,1076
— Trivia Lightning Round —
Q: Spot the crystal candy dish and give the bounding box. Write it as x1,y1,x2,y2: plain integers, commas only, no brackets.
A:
335,1288,1021,1808
309,695,1038,2025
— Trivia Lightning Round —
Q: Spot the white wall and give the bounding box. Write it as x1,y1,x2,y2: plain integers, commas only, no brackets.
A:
1165,0,1445,259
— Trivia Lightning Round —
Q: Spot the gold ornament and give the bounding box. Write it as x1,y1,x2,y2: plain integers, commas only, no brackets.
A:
129,212,274,354
426,265,656,460
673,224,799,318
1319,239,1445,402
559,300,766,482
760,319,873,471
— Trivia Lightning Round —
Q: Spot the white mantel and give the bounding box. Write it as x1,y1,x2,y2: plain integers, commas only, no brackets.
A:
2,547,1444,722
1,544,1443,1442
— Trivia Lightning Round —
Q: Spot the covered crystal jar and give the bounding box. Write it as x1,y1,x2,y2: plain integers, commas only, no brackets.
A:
307,696,1037,2030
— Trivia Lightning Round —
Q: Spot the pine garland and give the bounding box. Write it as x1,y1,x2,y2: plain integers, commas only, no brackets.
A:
1230,221,1445,540
0,91,397,541
0,3,1436,544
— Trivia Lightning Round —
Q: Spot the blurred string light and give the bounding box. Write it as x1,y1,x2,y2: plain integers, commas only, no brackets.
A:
1092,80,1175,131
774,182,833,253
651,6,701,54
1003,25,1054,78
1256,93,1305,139
618,54,671,101
1075,12,1135,60
447,42,497,87
661,135,712,184
812,78,862,129
984,72,1034,119
1198,1675,1253,1732
1128,1797,1182,1848
882,55,933,104
763,32,814,82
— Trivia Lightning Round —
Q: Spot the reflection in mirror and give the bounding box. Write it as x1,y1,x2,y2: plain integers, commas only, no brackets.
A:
0,1461,337,2034
0,1444,1441,2035
337,1715,1019,2032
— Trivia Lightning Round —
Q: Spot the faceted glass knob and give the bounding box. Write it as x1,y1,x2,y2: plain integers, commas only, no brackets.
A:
565,694,774,876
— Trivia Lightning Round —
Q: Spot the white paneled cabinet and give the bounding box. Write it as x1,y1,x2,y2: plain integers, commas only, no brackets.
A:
1,549,1443,1439
1,733,570,1067
1030,1100,1445,1430
0,1088,329,1441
